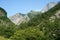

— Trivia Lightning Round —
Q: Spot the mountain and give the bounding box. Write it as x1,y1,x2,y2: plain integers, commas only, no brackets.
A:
9,13,30,25
0,7,14,27
27,10,40,19
0,7,16,38
0,2,60,40
9,10,40,25
10,2,60,40
18,2,60,29
41,2,57,13
27,2,58,19
28,2,60,26
9,2,58,25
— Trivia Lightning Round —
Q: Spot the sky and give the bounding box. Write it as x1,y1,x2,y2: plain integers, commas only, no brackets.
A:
0,0,60,17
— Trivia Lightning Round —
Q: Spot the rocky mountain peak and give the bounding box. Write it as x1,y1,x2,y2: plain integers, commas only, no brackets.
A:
9,13,30,25
41,2,57,13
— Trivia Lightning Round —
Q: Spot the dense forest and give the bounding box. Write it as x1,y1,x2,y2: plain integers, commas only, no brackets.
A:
0,2,60,40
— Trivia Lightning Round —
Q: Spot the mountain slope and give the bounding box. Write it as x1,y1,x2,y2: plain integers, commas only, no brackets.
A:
27,2,60,26
27,10,40,19
9,2,58,25
0,2,59,40
41,2,57,13
0,7,16,38
9,13,30,25
16,2,60,40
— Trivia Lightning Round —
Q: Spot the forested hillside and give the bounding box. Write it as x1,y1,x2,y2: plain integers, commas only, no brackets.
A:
0,7,17,39
0,2,60,40
11,2,60,40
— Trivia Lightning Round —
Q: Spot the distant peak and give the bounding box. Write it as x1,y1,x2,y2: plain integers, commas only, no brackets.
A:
41,2,58,13
47,2,57,5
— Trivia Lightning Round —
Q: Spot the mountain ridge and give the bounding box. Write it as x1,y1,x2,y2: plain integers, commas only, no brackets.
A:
0,1,60,40
9,2,58,25
9,13,30,25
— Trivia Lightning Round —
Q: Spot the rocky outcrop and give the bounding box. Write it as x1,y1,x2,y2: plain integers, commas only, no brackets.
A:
9,13,30,25
49,10,60,22
55,10,60,18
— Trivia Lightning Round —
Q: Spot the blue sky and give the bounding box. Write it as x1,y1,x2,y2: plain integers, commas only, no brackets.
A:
0,0,60,17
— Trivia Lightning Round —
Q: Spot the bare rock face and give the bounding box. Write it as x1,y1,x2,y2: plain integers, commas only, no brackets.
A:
55,10,60,18
49,16,55,22
41,2,57,13
49,10,60,22
9,13,30,25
